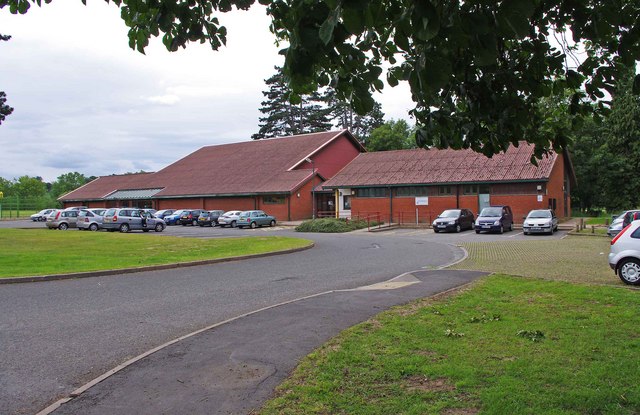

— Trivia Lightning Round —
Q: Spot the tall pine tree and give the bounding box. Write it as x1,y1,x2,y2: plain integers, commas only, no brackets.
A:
324,89,385,145
252,66,332,139
252,66,385,142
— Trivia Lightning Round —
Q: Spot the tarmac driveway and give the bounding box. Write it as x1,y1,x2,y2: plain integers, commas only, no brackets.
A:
1,230,465,414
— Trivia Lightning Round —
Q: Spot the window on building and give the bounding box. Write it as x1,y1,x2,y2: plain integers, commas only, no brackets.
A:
343,195,351,210
463,184,478,195
438,186,453,196
263,195,285,204
354,187,389,198
396,186,429,197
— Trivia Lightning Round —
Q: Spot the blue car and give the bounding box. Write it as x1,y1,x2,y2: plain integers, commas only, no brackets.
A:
163,209,187,225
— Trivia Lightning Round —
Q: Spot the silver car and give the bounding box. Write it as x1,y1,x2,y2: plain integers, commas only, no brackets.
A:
218,210,243,228
46,209,79,230
77,208,106,231
609,219,640,285
101,208,166,233
30,209,55,222
522,209,558,235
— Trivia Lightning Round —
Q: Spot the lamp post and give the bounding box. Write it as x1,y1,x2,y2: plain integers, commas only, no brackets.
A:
305,157,315,219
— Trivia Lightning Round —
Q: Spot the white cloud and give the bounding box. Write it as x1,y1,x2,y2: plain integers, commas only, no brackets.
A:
145,95,181,105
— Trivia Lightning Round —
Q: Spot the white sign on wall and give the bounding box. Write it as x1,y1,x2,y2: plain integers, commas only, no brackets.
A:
415,197,429,206
537,195,543,202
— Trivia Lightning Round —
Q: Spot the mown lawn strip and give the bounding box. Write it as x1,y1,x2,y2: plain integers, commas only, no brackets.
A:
0,229,312,278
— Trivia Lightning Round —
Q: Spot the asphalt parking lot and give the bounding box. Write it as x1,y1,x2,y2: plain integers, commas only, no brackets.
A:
2,218,570,243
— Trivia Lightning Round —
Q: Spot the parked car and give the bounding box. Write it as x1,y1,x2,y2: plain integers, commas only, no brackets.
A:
218,210,243,228
608,220,640,285
237,210,276,229
77,208,107,231
475,205,513,234
608,213,626,237
198,210,225,227
63,206,88,211
154,209,175,219
179,209,206,226
30,209,55,222
522,209,558,235
101,208,166,233
163,209,187,225
432,209,475,233
46,209,79,230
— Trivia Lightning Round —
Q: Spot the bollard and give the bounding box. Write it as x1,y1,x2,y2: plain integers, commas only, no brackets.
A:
591,225,595,234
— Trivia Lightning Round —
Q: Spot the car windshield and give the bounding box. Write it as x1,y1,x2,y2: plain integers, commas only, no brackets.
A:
527,210,551,219
172,210,185,216
480,208,502,217
439,210,460,218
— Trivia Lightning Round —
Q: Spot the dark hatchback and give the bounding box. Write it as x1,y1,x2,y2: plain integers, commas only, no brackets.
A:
475,205,514,234
432,209,475,233
198,210,225,227
179,209,206,226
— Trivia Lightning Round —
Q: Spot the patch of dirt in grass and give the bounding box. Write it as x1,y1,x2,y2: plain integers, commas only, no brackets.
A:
404,376,456,392
414,350,447,362
442,408,479,415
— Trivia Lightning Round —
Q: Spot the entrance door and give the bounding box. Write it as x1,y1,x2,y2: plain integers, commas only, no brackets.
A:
478,193,490,212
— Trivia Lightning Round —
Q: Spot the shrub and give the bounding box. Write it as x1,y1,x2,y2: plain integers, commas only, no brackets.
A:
295,218,374,233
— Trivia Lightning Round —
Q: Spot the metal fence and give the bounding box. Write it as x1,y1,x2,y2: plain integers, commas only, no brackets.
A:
0,196,60,219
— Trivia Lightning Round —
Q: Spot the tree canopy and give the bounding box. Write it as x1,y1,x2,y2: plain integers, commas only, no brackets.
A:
3,0,639,159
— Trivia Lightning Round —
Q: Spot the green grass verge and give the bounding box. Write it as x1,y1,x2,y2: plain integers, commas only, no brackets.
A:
0,229,312,278
449,235,616,285
260,275,640,414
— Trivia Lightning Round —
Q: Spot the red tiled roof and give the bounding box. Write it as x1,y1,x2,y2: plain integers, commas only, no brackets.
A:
60,173,155,201
322,143,557,188
60,131,357,201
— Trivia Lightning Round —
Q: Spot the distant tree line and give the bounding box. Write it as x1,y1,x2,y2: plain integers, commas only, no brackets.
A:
570,67,640,214
0,172,95,207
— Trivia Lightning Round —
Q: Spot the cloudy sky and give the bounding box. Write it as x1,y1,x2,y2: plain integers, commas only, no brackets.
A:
0,2,414,183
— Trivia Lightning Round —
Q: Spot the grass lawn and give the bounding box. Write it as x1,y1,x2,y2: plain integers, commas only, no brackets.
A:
259,236,639,414
0,229,312,278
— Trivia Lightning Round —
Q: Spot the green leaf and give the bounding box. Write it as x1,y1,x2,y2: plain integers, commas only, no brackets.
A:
319,8,340,45
633,74,640,95
342,6,365,35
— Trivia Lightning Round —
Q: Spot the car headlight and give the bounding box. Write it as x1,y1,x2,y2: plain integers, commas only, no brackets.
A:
432,221,437,226
494,220,501,225
448,221,456,225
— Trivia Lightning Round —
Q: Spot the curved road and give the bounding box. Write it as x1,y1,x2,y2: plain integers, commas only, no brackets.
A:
1,227,463,414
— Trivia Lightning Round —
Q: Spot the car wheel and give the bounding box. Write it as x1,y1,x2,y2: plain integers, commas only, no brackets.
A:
499,224,504,234
192,220,198,226
230,221,237,228
58,223,68,231
455,224,461,233
199,223,204,227
143,229,149,232
155,223,164,232
89,223,99,232
250,221,257,229
270,220,276,227
509,223,513,232
475,229,480,234
119,223,130,233
618,259,640,285
433,228,439,233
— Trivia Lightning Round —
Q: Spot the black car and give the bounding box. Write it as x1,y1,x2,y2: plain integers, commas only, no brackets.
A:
179,209,206,226
475,205,514,234
197,210,225,227
432,209,475,233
